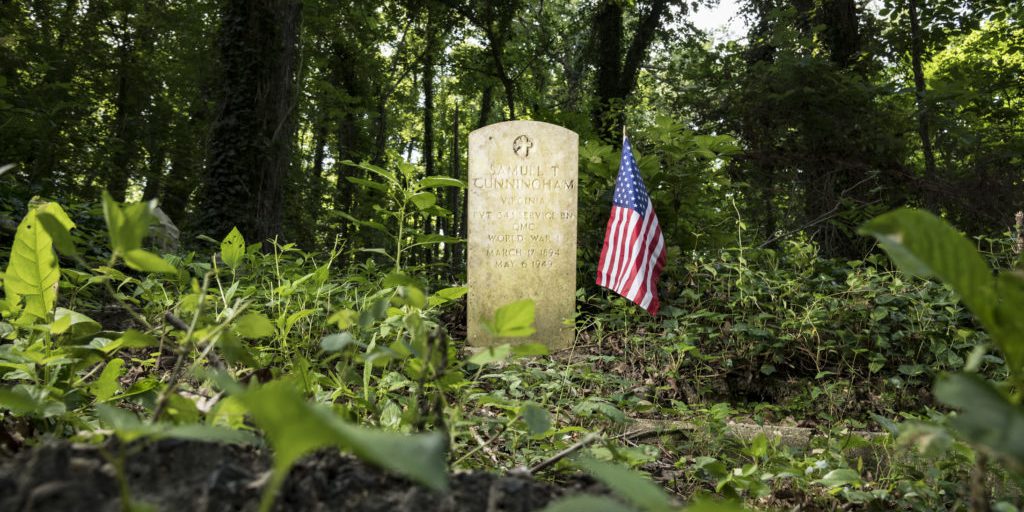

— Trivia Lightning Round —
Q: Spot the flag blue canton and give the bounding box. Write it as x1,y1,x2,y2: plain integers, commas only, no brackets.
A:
613,138,649,215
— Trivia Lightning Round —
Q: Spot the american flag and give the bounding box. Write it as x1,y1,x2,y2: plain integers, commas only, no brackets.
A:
596,136,666,315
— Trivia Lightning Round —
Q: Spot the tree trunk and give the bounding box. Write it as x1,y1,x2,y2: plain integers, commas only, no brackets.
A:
591,0,671,142
908,0,937,185
449,105,463,275
107,8,140,201
197,0,303,242
422,10,438,266
477,86,493,128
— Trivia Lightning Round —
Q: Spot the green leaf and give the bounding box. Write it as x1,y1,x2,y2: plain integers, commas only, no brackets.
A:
103,191,158,254
417,176,466,189
467,344,512,366
408,192,437,210
428,286,467,307
814,468,862,488
522,402,551,436
90,359,125,402
683,499,749,512
327,309,357,330
123,249,177,274
541,495,634,512
346,176,389,193
35,203,77,258
236,380,447,508
3,206,60,321
235,312,275,339
484,299,537,338
220,227,245,270
160,424,258,445
51,308,101,339
576,458,676,512
102,329,159,354
993,271,1024,374
0,387,39,415
321,332,358,352
934,373,1024,469
859,209,995,328
0,385,66,418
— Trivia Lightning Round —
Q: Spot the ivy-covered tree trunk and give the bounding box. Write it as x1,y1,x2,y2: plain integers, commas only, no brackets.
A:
591,0,672,142
197,0,302,241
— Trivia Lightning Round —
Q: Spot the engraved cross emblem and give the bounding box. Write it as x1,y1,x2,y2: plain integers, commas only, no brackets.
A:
512,135,533,158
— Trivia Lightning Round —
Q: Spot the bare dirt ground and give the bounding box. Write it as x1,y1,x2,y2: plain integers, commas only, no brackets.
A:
0,440,602,512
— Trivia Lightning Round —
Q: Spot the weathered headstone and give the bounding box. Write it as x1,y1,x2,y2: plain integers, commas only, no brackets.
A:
467,121,578,348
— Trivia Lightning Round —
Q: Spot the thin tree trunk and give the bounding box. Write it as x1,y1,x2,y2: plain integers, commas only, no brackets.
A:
422,10,437,266
908,0,937,186
449,105,462,275
477,86,493,128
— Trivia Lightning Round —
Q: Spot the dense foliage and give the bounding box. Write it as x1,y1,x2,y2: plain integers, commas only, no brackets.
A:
1,0,1023,511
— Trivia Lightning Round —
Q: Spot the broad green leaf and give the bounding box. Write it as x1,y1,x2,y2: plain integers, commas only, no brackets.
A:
220,227,245,270
161,424,258,445
485,299,536,338
412,234,462,247
993,271,1024,373
3,207,60,321
541,495,634,512
51,308,101,339
347,176,389,193
428,286,467,307
577,458,676,512
408,191,437,210
217,331,257,367
934,373,1024,470
102,329,159,354
90,359,125,402
814,468,862,488
0,387,39,415
0,385,66,418
96,403,153,441
683,500,749,512
123,249,177,274
417,176,466,189
859,209,994,327
522,402,551,436
235,312,275,339
237,380,448,502
321,332,358,352
103,191,155,253
35,203,77,258
327,309,356,330
467,344,512,366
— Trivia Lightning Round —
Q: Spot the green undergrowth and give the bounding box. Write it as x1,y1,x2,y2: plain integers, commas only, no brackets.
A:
1,193,1023,511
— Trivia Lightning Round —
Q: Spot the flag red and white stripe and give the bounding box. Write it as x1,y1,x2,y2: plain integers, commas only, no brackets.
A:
596,137,666,314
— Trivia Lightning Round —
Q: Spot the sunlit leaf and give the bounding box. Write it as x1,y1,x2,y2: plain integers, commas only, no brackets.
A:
90,359,125,402
220,227,245,270
123,249,177,274
235,312,275,339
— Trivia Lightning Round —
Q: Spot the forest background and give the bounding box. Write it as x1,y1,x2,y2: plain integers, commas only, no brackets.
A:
1,0,1024,511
